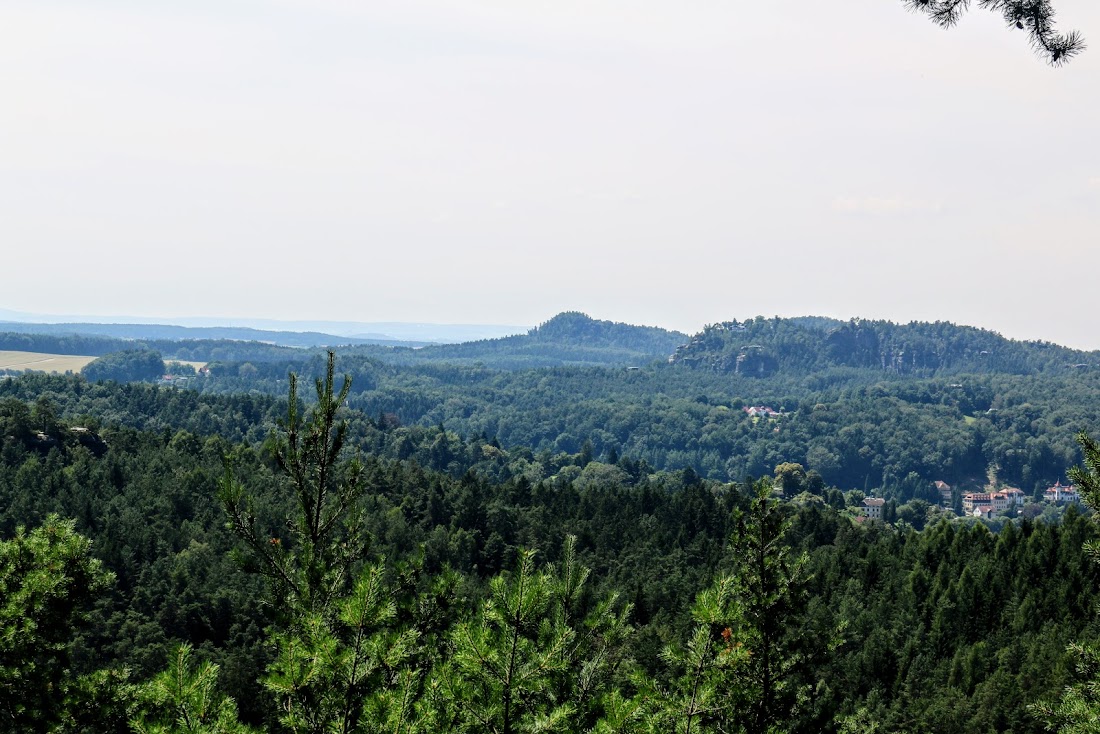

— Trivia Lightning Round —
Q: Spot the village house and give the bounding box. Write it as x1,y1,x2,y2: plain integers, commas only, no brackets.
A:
971,505,997,520
934,480,953,505
862,497,885,521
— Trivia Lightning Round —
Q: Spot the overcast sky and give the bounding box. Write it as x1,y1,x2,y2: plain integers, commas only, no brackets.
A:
3,1,1099,346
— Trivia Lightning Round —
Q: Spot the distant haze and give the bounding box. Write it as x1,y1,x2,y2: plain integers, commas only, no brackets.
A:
2,1,1099,347
0,307,526,344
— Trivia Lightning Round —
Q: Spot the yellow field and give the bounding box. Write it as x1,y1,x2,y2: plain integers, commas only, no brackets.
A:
0,351,207,374
0,351,97,373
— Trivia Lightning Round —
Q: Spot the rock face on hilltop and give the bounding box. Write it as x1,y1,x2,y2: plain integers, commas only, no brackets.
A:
669,316,1099,377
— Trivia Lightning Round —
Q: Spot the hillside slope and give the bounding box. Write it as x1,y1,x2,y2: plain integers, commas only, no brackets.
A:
351,312,689,368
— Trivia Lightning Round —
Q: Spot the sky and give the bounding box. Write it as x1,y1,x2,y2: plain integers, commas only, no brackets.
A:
3,1,1099,346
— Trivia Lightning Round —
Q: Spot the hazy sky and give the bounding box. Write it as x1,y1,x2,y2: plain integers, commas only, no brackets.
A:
3,1,1099,346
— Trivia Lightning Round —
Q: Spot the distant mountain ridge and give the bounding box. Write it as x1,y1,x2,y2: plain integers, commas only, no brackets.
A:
0,307,526,343
9,309,1098,377
0,321,422,348
670,316,1100,376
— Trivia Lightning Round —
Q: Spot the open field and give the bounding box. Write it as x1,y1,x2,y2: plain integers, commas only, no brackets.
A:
0,351,206,374
0,351,97,373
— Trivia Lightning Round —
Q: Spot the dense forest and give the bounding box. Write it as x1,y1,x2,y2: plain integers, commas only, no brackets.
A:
5,316,1100,731
164,315,1100,497
670,317,1100,377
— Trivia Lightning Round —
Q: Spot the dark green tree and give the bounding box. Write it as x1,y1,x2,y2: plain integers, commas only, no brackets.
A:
132,644,256,734
82,349,166,383
727,480,811,734
0,515,115,730
640,479,812,734
221,351,367,619
1032,431,1100,731
773,463,806,497
221,353,427,733
441,536,632,734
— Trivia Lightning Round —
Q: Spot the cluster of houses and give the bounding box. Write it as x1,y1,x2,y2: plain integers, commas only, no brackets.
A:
157,366,211,386
861,480,1082,521
743,406,781,418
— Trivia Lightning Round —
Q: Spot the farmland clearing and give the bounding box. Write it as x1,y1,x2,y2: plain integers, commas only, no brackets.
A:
0,351,206,374
0,351,97,373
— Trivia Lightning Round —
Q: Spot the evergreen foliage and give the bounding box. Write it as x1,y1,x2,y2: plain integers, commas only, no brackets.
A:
132,644,255,734
1032,432,1100,731
5,343,1100,732
0,515,114,730
221,352,367,619
441,536,631,733
221,353,430,733
906,0,1085,64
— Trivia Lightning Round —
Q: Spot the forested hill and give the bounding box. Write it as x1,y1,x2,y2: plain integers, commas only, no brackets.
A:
166,314,1100,492
670,317,1099,377
14,314,1097,377
348,311,689,368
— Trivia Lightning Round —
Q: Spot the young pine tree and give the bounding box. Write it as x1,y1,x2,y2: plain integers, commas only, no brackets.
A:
221,353,433,733
440,535,632,734
131,644,256,734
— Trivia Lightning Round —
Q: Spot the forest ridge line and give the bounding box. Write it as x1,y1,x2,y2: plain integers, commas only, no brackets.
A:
6,310,1100,377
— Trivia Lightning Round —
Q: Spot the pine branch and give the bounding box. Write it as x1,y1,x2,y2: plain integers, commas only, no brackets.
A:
905,0,1085,64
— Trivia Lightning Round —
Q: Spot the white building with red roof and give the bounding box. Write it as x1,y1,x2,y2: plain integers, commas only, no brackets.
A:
1045,482,1080,504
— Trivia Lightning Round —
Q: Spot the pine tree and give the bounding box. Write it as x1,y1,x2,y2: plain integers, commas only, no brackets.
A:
728,480,810,734
641,479,811,734
221,353,432,733
441,536,632,734
132,644,256,734
643,574,749,734
0,515,115,731
221,351,368,620
262,562,424,734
